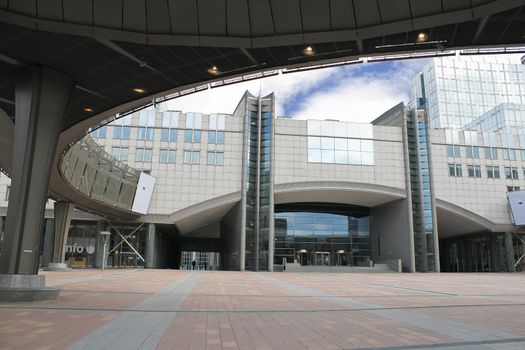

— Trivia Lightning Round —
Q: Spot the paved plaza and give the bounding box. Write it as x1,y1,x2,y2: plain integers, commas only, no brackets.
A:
0,270,524,350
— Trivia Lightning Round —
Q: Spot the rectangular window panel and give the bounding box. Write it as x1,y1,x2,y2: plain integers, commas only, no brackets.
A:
160,149,168,163
194,130,201,143
321,149,334,163
122,126,130,140
170,129,177,141
361,152,374,165
308,137,321,149
216,152,224,165
5,185,10,201
334,150,348,164
208,131,216,144
161,128,169,141
217,131,224,144
191,151,200,164
308,149,321,162
184,130,193,143
119,148,128,161
113,127,122,139
348,151,361,164
144,149,152,162
183,151,192,164
168,150,176,163
136,148,144,162
334,138,347,150
321,137,334,150
347,139,360,151
146,128,154,141
207,152,215,165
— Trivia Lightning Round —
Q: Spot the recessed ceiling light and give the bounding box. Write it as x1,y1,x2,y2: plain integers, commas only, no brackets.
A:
303,45,316,56
207,66,220,75
417,32,428,42
133,88,146,93
83,108,93,113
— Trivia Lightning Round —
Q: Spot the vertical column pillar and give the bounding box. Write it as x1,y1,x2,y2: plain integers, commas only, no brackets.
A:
41,219,55,268
0,66,73,277
94,221,107,268
504,232,515,272
145,223,156,269
46,201,74,270
489,235,499,271
0,216,4,244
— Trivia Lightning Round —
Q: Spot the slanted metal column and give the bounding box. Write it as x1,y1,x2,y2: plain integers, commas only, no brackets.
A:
47,201,74,270
0,66,73,275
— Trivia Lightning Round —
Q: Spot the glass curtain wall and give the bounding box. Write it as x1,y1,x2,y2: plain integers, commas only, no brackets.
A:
64,221,99,268
244,94,273,271
274,204,371,267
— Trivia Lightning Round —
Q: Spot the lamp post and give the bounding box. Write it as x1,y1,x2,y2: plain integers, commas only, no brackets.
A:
100,231,111,270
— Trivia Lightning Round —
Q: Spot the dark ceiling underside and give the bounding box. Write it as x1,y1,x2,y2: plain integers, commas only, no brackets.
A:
0,1,524,132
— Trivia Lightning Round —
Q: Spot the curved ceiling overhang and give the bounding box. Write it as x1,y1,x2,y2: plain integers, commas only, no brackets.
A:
167,191,242,234
0,0,522,48
275,181,407,207
435,198,515,238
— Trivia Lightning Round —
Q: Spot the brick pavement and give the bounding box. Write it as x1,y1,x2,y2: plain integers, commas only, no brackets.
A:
0,270,524,349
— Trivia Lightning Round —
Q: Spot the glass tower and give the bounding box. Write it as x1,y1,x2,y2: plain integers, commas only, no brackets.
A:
235,92,274,271
412,56,525,129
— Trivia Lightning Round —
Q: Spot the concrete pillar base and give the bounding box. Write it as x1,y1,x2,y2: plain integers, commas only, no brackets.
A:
43,263,71,271
0,274,59,301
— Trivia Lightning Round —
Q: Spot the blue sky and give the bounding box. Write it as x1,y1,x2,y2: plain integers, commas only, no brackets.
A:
165,53,523,124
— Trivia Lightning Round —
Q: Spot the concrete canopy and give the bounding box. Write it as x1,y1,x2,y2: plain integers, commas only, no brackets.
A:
0,0,524,218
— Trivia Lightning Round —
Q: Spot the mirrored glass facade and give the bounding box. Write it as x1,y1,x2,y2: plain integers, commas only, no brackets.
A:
274,204,371,267
307,120,374,165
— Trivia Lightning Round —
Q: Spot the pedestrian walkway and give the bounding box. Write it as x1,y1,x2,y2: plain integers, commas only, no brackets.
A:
0,270,524,349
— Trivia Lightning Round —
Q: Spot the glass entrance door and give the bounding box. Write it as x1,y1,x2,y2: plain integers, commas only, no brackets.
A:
315,252,330,266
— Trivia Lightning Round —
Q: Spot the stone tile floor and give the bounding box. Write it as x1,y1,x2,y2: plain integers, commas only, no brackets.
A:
0,270,524,349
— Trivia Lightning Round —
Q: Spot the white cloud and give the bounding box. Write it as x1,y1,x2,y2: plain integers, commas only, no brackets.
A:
289,77,408,123
164,67,336,116
163,53,524,124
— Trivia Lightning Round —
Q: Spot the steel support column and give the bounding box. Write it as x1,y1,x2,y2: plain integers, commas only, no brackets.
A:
0,66,73,277
504,232,515,272
46,201,74,270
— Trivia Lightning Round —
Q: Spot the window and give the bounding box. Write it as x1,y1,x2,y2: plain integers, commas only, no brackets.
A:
183,150,200,164
467,165,481,178
90,126,107,138
111,147,128,162
447,145,460,157
161,111,179,142
503,149,516,160
487,166,500,179
138,111,155,140
113,115,131,140
448,164,462,177
159,149,176,163
5,185,9,201
504,166,519,179
307,135,373,165
208,151,224,166
465,146,479,159
184,113,202,144
507,186,520,192
208,114,226,145
484,147,498,160
135,148,152,162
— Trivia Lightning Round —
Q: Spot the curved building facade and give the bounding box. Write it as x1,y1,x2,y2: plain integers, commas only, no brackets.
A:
1,57,525,273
